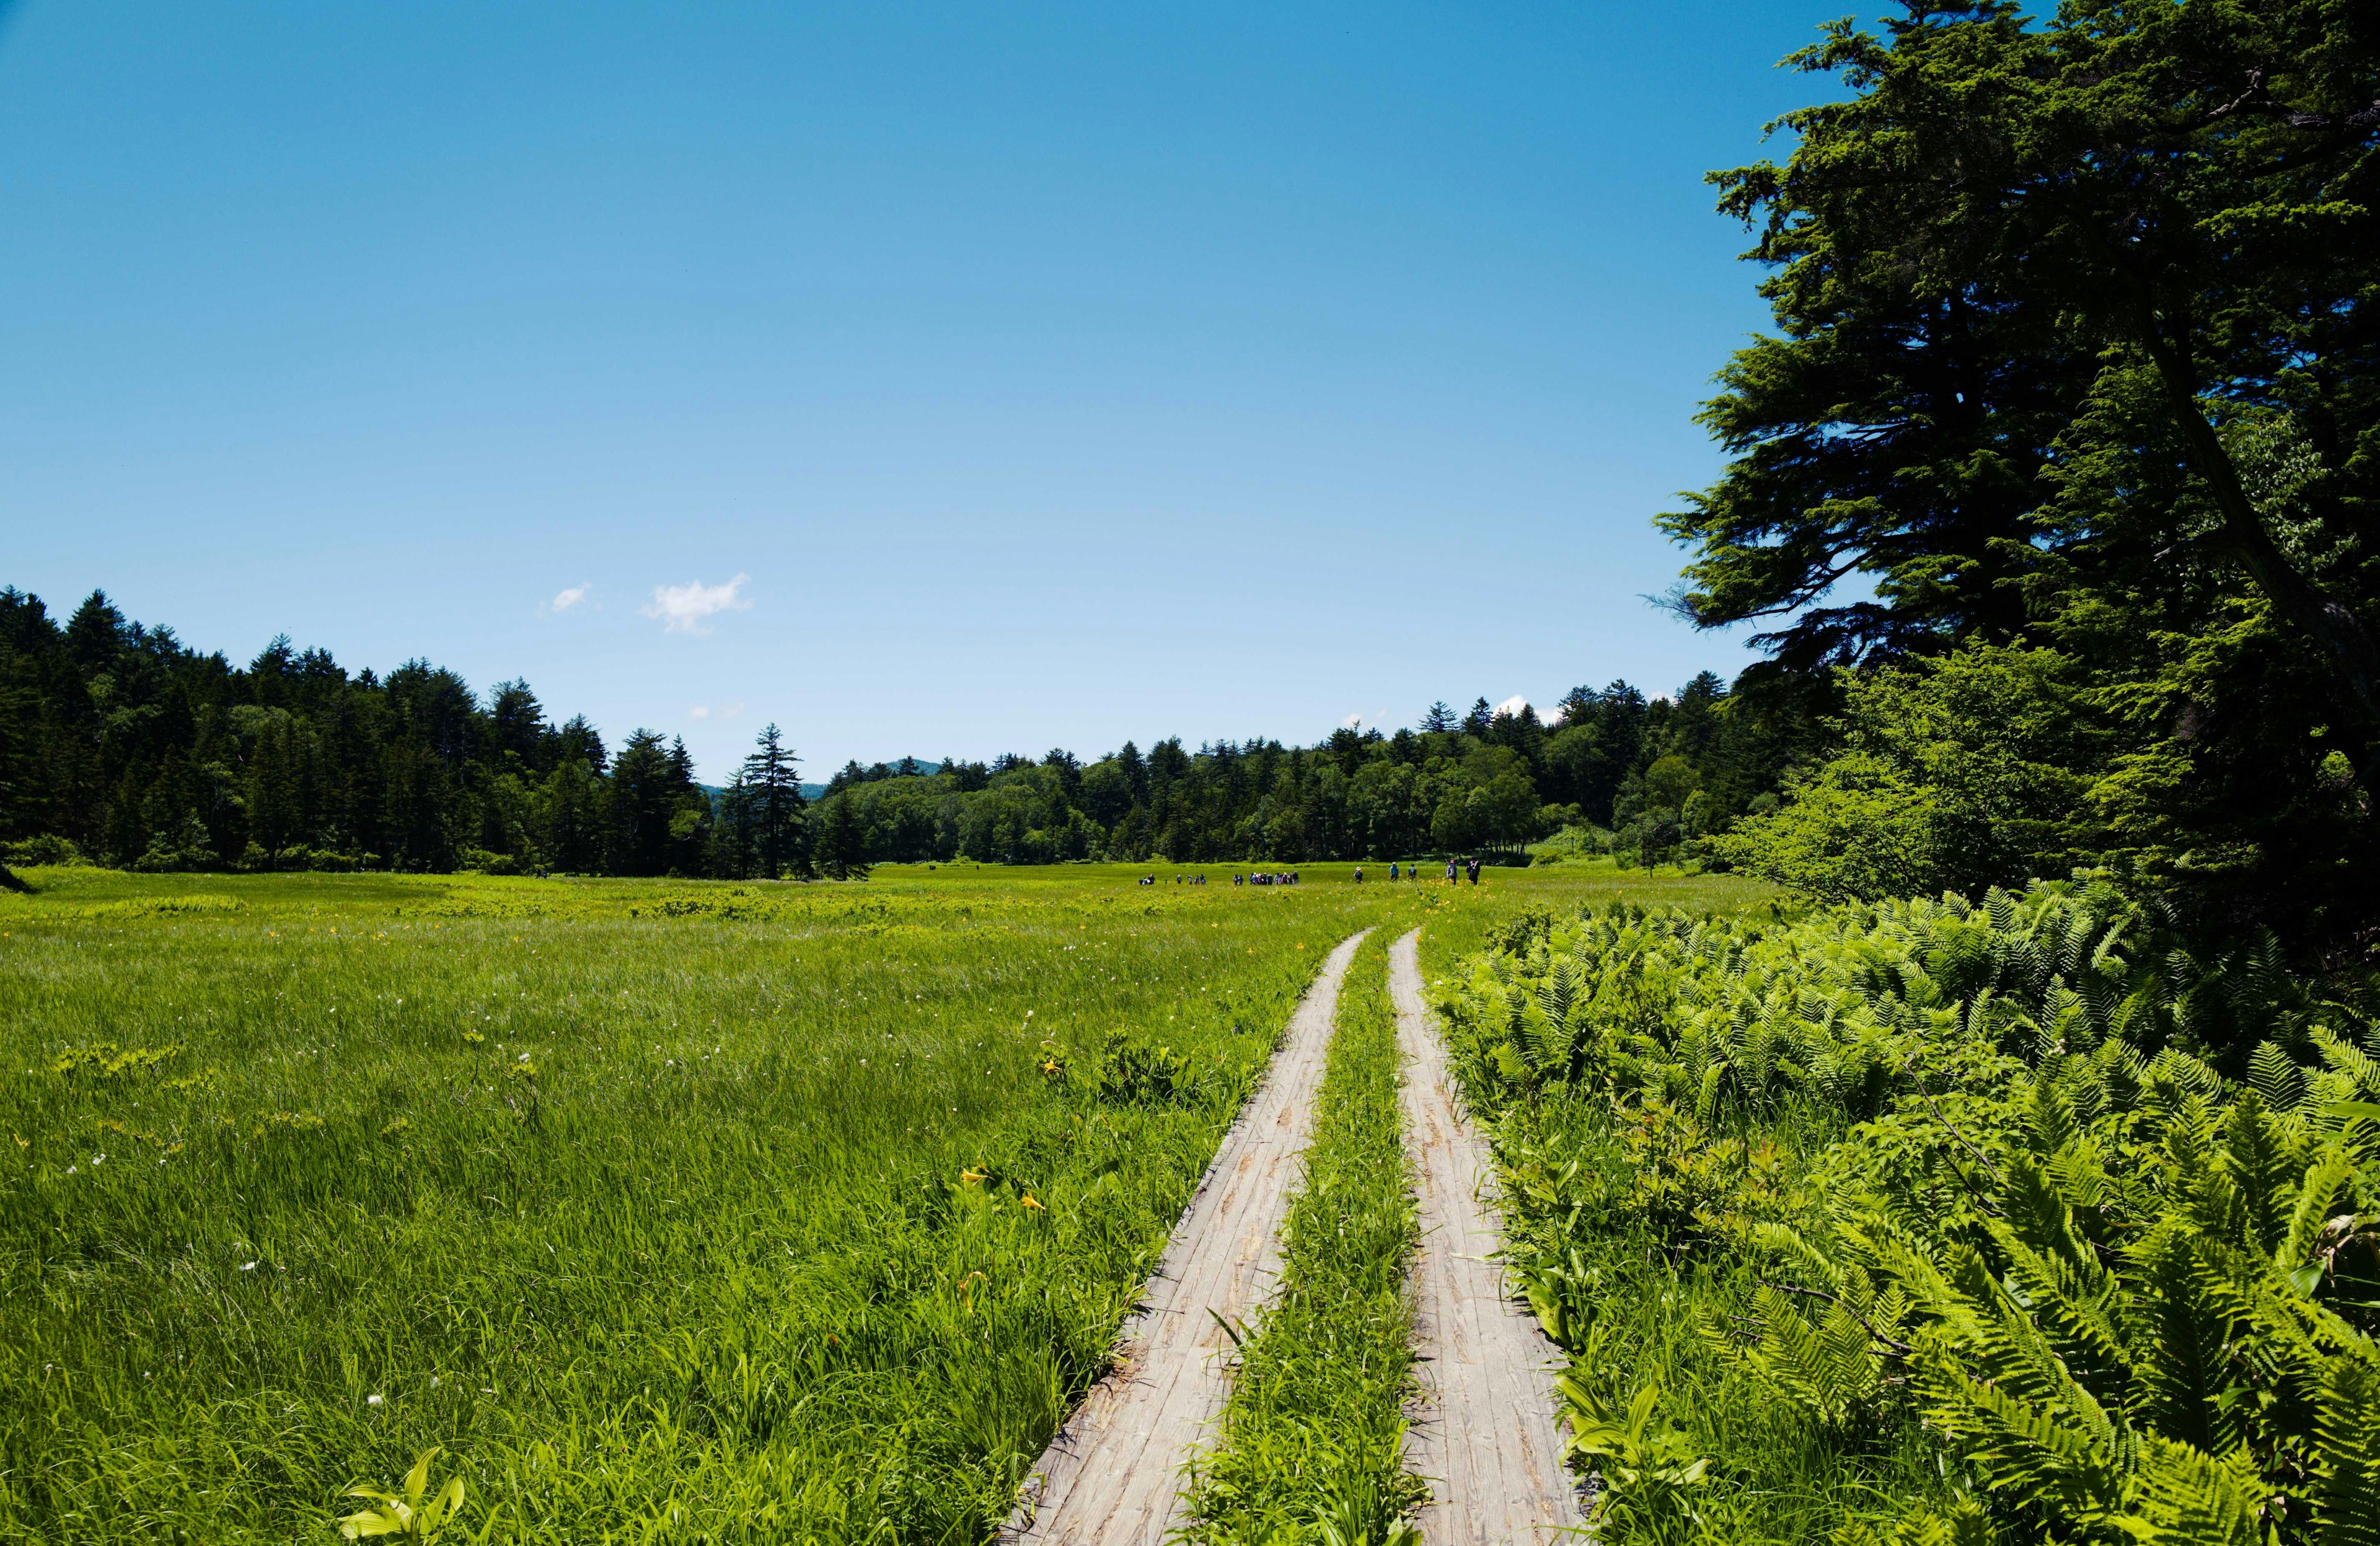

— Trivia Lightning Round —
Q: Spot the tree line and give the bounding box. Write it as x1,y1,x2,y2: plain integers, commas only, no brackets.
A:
0,586,1817,881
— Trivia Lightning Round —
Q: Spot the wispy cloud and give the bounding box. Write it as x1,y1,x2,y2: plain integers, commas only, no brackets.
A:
545,582,593,614
689,705,712,720
720,701,744,719
642,574,752,635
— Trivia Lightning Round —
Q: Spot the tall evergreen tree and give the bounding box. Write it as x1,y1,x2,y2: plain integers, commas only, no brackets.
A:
606,730,679,877
738,723,809,879
1664,0,2380,938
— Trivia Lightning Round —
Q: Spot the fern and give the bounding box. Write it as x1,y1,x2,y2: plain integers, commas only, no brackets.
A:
1435,889,2380,1545
2311,1026,2380,1097
1538,956,1579,1033
2307,1359,2380,1546
2220,1094,2303,1255
2249,1041,2304,1112
2126,1435,2269,1546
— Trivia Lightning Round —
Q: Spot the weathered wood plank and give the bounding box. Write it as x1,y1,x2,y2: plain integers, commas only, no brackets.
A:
1393,928,1587,1545
1002,931,1370,1546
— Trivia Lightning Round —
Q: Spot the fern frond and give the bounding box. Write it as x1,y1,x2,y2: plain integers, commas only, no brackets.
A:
2279,1145,2359,1278
2220,1094,2304,1257
1911,1346,2128,1529
2312,1027,2380,1098
1985,1159,2127,1398
1694,1060,1727,1127
2307,1358,2380,1546
2127,1434,2268,1546
2123,1224,2242,1458
1537,957,1579,1032
2247,1042,2303,1113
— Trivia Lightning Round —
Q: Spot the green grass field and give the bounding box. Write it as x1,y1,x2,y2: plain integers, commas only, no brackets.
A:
0,859,1770,1544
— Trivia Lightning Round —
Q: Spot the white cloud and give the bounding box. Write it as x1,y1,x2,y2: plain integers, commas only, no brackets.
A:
547,582,592,613
720,702,745,719
642,573,752,635
1342,713,1364,729
1496,695,1532,718
688,705,711,720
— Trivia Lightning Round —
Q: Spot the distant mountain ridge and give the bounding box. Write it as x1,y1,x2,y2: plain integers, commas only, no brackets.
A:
702,760,945,804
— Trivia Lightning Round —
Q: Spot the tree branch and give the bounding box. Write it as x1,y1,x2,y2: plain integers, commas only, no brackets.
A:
1902,1052,2004,1206
1757,1281,1915,1357
2130,304,2380,736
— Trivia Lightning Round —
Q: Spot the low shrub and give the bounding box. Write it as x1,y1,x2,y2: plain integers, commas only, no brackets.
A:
5,834,89,866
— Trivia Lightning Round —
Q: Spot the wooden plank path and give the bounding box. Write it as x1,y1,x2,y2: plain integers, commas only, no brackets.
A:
1391,928,1587,1545
1001,930,1370,1546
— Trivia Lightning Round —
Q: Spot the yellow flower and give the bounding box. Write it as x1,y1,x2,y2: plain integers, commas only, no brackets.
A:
960,1167,988,1186
1021,1193,1046,1212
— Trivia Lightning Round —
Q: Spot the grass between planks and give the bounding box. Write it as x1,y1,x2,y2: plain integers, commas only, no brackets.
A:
1181,929,1426,1545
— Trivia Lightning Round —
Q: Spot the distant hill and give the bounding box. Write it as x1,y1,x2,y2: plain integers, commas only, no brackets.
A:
705,760,944,805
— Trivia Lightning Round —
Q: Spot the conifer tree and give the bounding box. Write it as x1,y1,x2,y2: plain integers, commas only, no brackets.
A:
816,793,870,881
739,723,808,879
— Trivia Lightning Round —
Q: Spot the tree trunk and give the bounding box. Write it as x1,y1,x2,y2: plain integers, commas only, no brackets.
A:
2136,317,2380,742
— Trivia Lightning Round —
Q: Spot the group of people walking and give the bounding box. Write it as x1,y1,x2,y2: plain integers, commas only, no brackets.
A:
1342,858,1486,885
1140,859,1483,888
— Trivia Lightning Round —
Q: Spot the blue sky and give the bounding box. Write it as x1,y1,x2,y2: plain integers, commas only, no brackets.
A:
1,1,1844,780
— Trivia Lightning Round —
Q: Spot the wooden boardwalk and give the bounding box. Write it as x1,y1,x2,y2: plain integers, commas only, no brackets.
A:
1001,931,1369,1546
1391,928,1586,1545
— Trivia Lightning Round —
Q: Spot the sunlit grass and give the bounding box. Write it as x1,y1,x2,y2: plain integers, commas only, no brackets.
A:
0,861,1763,1543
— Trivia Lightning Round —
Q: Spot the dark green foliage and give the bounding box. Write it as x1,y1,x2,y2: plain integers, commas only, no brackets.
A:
1664,0,2380,944
0,587,700,878
814,791,872,881
0,586,1828,876
1716,642,2105,902
734,722,809,880
1042,1030,1204,1109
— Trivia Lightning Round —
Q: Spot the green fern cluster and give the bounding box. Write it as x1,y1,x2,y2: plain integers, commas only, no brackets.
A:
1436,881,2380,1544
1817,1081,2380,1544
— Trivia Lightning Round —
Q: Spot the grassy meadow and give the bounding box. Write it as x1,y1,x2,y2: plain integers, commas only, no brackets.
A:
0,859,1769,1544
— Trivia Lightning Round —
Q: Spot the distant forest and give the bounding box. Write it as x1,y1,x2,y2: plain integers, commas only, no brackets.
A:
0,587,1822,879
